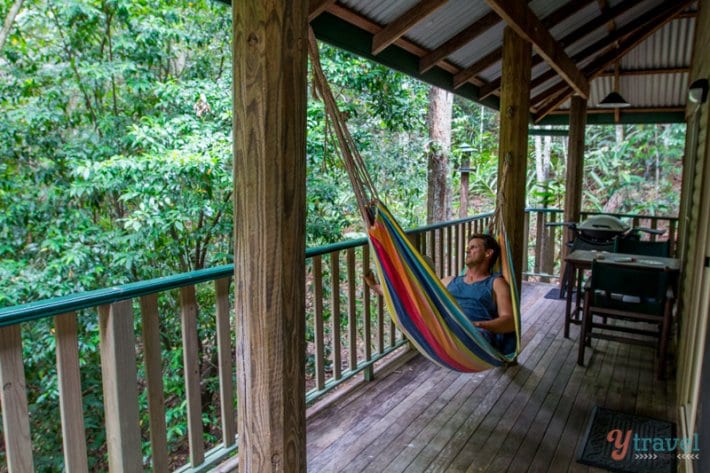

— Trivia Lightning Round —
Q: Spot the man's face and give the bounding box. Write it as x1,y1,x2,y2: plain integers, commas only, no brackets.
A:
465,238,489,266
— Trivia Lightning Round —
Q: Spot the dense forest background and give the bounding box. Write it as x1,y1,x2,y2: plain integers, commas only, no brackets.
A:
0,0,685,469
0,0,686,307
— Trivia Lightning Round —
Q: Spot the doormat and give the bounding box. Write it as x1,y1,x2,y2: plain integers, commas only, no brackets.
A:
577,406,680,473
544,288,565,299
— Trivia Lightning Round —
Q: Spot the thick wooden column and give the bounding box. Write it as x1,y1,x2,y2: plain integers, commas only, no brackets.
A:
498,26,531,290
233,2,308,472
560,95,587,285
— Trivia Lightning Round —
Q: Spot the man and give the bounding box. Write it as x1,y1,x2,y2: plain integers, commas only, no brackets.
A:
365,233,515,342
442,233,514,335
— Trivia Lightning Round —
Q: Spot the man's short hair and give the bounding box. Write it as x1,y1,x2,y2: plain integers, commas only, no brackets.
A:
469,233,500,269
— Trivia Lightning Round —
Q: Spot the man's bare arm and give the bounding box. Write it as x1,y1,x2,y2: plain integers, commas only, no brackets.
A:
473,277,515,333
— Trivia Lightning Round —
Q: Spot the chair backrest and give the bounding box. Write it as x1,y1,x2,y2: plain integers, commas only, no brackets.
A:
613,238,670,257
590,260,669,302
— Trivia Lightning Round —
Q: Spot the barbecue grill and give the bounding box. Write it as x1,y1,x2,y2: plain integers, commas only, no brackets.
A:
571,215,630,247
558,216,633,298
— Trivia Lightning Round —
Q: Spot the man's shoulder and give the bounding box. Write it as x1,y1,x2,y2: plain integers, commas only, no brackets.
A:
442,275,456,286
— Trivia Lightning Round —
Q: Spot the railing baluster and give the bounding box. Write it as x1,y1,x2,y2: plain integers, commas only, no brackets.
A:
330,252,342,379
363,246,373,381
377,295,384,355
456,223,468,274
543,211,556,281
179,285,205,466
390,317,396,348
669,219,677,255
215,278,236,447
534,211,543,277
139,294,170,473
650,218,658,241
55,312,89,473
437,228,444,275
0,324,34,473
446,225,453,276
98,301,142,473
347,248,357,370
313,256,326,390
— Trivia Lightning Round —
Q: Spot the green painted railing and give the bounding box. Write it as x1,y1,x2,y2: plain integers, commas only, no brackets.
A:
0,211,491,473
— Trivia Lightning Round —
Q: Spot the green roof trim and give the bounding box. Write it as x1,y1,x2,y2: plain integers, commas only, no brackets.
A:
310,12,501,111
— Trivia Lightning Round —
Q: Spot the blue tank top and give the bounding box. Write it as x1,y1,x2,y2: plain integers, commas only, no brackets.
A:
446,274,499,323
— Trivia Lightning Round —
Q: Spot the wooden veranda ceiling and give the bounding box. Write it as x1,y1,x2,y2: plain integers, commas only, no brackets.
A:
307,0,698,124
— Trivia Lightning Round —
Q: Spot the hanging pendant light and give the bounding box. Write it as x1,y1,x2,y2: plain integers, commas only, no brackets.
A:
599,91,630,108
599,62,630,108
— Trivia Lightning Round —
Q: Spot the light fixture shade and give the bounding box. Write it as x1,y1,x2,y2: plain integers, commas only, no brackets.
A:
688,78,708,104
598,91,630,108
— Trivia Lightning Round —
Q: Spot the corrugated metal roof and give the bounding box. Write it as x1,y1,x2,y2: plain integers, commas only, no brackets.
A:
312,0,698,123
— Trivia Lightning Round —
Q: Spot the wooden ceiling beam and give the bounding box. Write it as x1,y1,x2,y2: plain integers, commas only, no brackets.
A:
419,11,500,74
484,0,589,98
453,0,592,90
534,0,693,122
453,48,501,89
323,3,486,86
371,0,449,55
549,106,686,114
308,0,336,22
480,0,641,100
598,67,689,76
529,0,678,103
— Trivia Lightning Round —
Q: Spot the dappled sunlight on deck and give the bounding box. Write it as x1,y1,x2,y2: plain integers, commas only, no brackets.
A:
306,282,676,472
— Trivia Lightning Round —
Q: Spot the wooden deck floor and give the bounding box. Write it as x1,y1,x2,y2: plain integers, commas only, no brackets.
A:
306,282,677,473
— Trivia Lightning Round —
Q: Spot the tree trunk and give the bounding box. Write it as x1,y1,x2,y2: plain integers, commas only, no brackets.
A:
0,0,24,52
426,86,453,224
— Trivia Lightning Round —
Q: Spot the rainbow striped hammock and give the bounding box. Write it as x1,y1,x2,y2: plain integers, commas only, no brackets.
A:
308,30,522,372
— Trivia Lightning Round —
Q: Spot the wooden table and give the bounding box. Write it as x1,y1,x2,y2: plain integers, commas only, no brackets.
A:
563,250,680,338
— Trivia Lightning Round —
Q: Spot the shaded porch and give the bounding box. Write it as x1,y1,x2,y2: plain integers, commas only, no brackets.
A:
306,282,676,473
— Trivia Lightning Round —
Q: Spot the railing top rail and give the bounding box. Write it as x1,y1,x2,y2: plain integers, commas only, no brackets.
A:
0,212,492,327
524,207,678,221
0,264,235,328
306,212,492,257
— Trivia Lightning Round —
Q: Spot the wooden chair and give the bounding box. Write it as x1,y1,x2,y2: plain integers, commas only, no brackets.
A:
577,260,674,379
613,238,671,257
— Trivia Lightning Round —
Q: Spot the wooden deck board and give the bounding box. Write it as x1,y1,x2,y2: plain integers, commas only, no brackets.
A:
306,282,677,473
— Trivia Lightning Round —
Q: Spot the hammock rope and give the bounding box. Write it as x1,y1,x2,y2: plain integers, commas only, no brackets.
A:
308,29,521,372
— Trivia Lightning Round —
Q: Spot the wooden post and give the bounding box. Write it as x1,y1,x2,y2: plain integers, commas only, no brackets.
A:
233,2,308,472
560,95,587,289
498,26,531,291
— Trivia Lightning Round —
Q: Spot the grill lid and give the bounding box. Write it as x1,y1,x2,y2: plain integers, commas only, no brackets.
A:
578,215,629,233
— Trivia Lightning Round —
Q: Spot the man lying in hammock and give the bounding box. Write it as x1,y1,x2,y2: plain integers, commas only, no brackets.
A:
365,233,515,344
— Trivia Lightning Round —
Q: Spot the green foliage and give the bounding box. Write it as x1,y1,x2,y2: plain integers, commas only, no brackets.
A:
583,124,685,215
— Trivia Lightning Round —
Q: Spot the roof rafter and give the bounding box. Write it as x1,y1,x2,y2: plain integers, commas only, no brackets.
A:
598,67,689,76
534,0,694,122
371,0,449,55
529,0,677,106
479,0,642,100
308,0,336,22
419,11,500,74
322,2,486,86
454,0,593,90
484,0,589,98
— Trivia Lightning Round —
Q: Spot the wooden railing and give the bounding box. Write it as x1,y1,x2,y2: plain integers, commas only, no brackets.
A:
0,212,491,473
0,208,676,472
